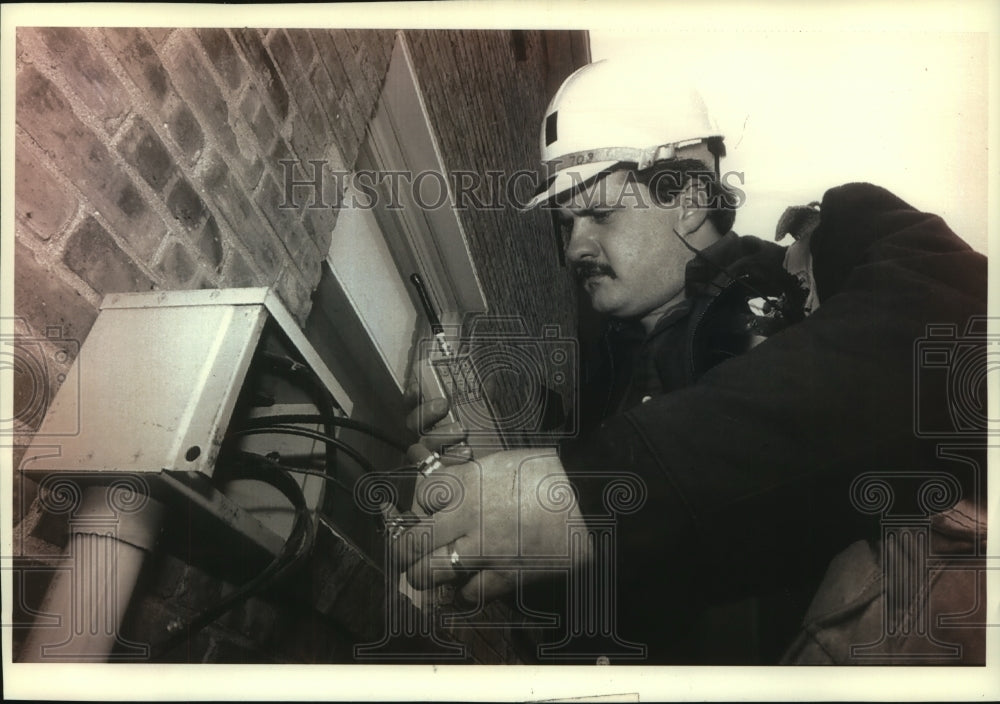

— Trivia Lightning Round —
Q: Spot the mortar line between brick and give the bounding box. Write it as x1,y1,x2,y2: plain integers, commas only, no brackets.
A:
156,234,221,288
14,125,89,252
101,31,266,288
20,34,180,285
88,28,197,174
69,107,177,279
161,33,291,290
249,34,321,209
88,208,166,285
18,29,128,140
297,35,339,140
312,46,353,149
12,159,104,309
227,29,289,185
183,31,258,165
223,239,268,284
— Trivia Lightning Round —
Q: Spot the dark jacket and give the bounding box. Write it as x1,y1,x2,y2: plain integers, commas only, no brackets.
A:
572,230,805,439
561,183,988,663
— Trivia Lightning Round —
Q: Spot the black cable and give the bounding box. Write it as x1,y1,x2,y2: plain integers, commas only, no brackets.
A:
227,425,377,475
671,225,806,323
271,463,356,496
149,453,313,661
239,414,410,454
149,354,402,659
672,225,775,303
256,351,345,492
257,351,344,408
387,464,420,474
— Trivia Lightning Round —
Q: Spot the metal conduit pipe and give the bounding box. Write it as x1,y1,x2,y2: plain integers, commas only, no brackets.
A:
19,484,165,662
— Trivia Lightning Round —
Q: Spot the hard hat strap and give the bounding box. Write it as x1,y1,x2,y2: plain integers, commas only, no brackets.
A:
545,139,715,175
544,146,653,173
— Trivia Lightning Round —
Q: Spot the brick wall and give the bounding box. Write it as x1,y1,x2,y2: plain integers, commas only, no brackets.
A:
13,25,394,514
405,30,587,429
407,30,577,331
15,26,395,350
13,26,586,664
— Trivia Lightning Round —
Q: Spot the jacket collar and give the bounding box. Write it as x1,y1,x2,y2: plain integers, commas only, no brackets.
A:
607,231,746,340
683,230,745,297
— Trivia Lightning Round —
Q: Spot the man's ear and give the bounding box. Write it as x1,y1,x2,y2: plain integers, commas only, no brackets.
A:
676,179,709,237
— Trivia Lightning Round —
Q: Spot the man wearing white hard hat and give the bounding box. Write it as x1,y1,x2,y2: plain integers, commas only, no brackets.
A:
528,59,727,205
532,60,807,441
395,59,988,664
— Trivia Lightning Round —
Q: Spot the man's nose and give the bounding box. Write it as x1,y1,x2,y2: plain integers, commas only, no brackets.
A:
565,221,600,262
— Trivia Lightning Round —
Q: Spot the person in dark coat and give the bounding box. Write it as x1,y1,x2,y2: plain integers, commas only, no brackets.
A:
395,59,988,665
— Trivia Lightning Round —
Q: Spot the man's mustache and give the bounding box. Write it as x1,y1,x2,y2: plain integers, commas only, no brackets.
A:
573,262,617,284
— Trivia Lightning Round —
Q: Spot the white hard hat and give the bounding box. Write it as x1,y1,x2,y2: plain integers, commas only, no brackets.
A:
527,59,724,208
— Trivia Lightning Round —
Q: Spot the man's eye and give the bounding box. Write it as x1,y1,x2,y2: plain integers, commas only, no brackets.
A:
558,219,574,245
591,210,613,224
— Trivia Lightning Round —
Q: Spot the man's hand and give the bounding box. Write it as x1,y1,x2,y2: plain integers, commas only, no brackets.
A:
390,448,592,606
403,369,473,465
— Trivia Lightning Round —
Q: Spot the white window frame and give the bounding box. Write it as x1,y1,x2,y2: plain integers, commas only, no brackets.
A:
361,31,489,326
320,31,489,395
